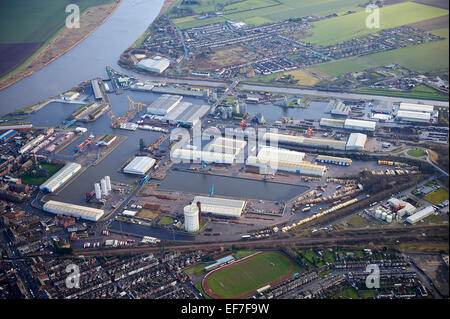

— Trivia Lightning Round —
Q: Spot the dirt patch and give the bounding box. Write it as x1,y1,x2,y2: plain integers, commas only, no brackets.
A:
0,42,43,77
408,15,449,31
410,253,449,297
184,45,256,72
0,1,120,90
304,67,330,79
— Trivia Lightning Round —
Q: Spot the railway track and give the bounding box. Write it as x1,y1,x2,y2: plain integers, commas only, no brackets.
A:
71,225,448,257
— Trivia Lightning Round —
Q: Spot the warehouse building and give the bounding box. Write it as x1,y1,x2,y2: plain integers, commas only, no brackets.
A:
147,94,182,115
344,119,376,132
204,137,247,157
406,206,435,224
91,80,102,100
263,132,347,150
399,102,434,113
163,102,210,127
396,110,431,123
137,57,170,73
0,130,17,142
346,133,367,151
319,118,345,128
123,156,156,175
39,162,81,193
0,123,33,132
316,155,352,166
19,134,45,154
247,155,326,176
43,200,104,221
330,101,351,116
172,148,235,164
193,196,246,218
152,86,209,98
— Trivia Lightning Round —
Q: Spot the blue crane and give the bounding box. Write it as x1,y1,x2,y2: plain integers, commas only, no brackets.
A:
209,183,214,197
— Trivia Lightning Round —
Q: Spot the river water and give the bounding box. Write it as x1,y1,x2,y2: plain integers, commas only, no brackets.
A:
0,0,165,115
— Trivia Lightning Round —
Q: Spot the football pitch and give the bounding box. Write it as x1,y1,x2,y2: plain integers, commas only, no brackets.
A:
203,252,294,298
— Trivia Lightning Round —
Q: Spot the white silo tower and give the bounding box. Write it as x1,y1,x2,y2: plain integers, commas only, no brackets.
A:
184,204,199,233
105,176,112,191
101,178,108,196
94,183,102,200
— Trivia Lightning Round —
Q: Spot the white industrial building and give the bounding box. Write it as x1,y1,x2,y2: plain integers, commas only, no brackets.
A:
184,204,199,233
193,196,246,219
204,137,247,157
147,94,182,115
396,110,431,123
399,102,434,113
137,57,170,73
246,147,326,176
91,80,102,100
163,101,210,127
263,132,347,150
406,206,435,224
346,133,367,151
39,162,82,193
43,200,104,221
123,156,156,175
330,101,351,116
172,148,235,164
344,119,376,132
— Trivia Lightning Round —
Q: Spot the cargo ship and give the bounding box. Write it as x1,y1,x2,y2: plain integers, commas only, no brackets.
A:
74,134,95,152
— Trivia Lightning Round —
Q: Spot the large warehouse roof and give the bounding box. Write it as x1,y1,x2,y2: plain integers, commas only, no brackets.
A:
172,148,235,164
43,200,104,221
263,133,347,150
123,156,156,175
193,196,246,218
406,206,435,224
344,119,376,132
147,94,182,115
204,137,247,156
397,110,431,122
39,162,81,193
137,57,170,73
346,133,367,151
257,147,305,164
247,155,326,176
163,102,210,126
399,102,434,113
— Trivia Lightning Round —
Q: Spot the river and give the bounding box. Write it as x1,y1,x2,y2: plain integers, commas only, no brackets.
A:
0,0,165,115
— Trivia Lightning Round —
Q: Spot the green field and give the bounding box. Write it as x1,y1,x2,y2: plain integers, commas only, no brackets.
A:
305,2,448,46
0,0,116,44
423,189,449,205
173,0,370,29
431,28,449,39
159,216,174,225
407,149,426,157
314,38,449,76
20,163,64,186
204,252,293,298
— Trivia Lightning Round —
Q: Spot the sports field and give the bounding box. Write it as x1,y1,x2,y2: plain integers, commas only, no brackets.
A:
203,252,294,299
305,2,449,45
313,38,449,76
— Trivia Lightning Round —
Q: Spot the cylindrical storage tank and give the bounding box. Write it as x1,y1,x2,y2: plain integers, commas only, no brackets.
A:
100,178,108,196
381,212,387,221
105,176,112,191
184,204,199,233
94,183,102,200
386,215,393,223
375,209,382,219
